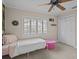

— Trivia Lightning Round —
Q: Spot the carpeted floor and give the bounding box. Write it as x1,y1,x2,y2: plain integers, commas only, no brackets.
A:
2,43,77,59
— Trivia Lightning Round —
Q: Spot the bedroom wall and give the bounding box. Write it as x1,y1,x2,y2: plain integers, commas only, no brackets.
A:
58,9,77,48
5,7,58,40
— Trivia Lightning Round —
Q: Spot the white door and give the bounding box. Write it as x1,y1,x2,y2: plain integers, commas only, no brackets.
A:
59,14,76,48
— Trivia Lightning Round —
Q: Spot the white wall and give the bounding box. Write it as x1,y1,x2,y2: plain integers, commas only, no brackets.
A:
58,10,77,48
5,7,58,40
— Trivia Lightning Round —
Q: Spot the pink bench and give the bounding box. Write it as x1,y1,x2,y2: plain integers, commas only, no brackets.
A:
45,39,56,49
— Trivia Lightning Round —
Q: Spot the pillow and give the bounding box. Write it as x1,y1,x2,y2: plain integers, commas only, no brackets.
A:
3,35,17,44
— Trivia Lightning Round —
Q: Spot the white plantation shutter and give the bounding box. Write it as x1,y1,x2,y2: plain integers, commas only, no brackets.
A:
23,18,30,35
38,19,43,34
31,19,37,34
23,17,48,36
43,20,47,33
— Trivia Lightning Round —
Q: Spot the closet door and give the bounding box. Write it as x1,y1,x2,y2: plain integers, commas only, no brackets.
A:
59,14,76,48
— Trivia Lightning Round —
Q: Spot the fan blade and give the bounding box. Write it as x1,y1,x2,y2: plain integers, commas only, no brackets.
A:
72,6,77,9
38,3,51,6
59,0,72,3
48,5,53,12
56,4,65,10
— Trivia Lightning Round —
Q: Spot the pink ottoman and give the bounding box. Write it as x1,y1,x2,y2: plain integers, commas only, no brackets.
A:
46,40,56,49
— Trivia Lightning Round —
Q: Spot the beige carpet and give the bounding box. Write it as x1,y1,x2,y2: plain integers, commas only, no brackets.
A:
2,43,77,59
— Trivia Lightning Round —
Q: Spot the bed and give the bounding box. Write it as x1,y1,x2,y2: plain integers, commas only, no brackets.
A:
9,38,46,58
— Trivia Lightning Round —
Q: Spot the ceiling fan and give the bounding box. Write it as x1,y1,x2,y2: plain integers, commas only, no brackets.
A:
38,0,72,12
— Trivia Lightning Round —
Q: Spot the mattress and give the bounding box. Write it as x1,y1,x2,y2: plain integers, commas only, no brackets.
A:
17,38,45,46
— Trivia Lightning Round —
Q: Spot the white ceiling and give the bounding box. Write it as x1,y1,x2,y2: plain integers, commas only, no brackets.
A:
3,0,77,16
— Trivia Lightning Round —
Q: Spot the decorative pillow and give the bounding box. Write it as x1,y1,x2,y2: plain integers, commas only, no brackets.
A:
3,35,17,44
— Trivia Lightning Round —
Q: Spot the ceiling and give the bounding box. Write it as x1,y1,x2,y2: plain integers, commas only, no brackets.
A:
3,0,77,16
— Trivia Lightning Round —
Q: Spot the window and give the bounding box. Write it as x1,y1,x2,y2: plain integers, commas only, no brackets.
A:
43,19,47,33
38,19,43,34
23,18,30,35
23,17,48,36
31,19,37,34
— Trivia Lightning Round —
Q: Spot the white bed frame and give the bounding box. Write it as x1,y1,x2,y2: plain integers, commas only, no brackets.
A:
9,38,46,58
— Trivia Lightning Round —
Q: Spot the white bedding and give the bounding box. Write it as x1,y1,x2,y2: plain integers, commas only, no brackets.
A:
9,38,46,58
2,44,9,56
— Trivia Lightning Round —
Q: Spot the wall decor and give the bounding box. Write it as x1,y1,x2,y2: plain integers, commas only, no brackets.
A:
51,24,56,26
49,18,54,22
12,20,19,26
